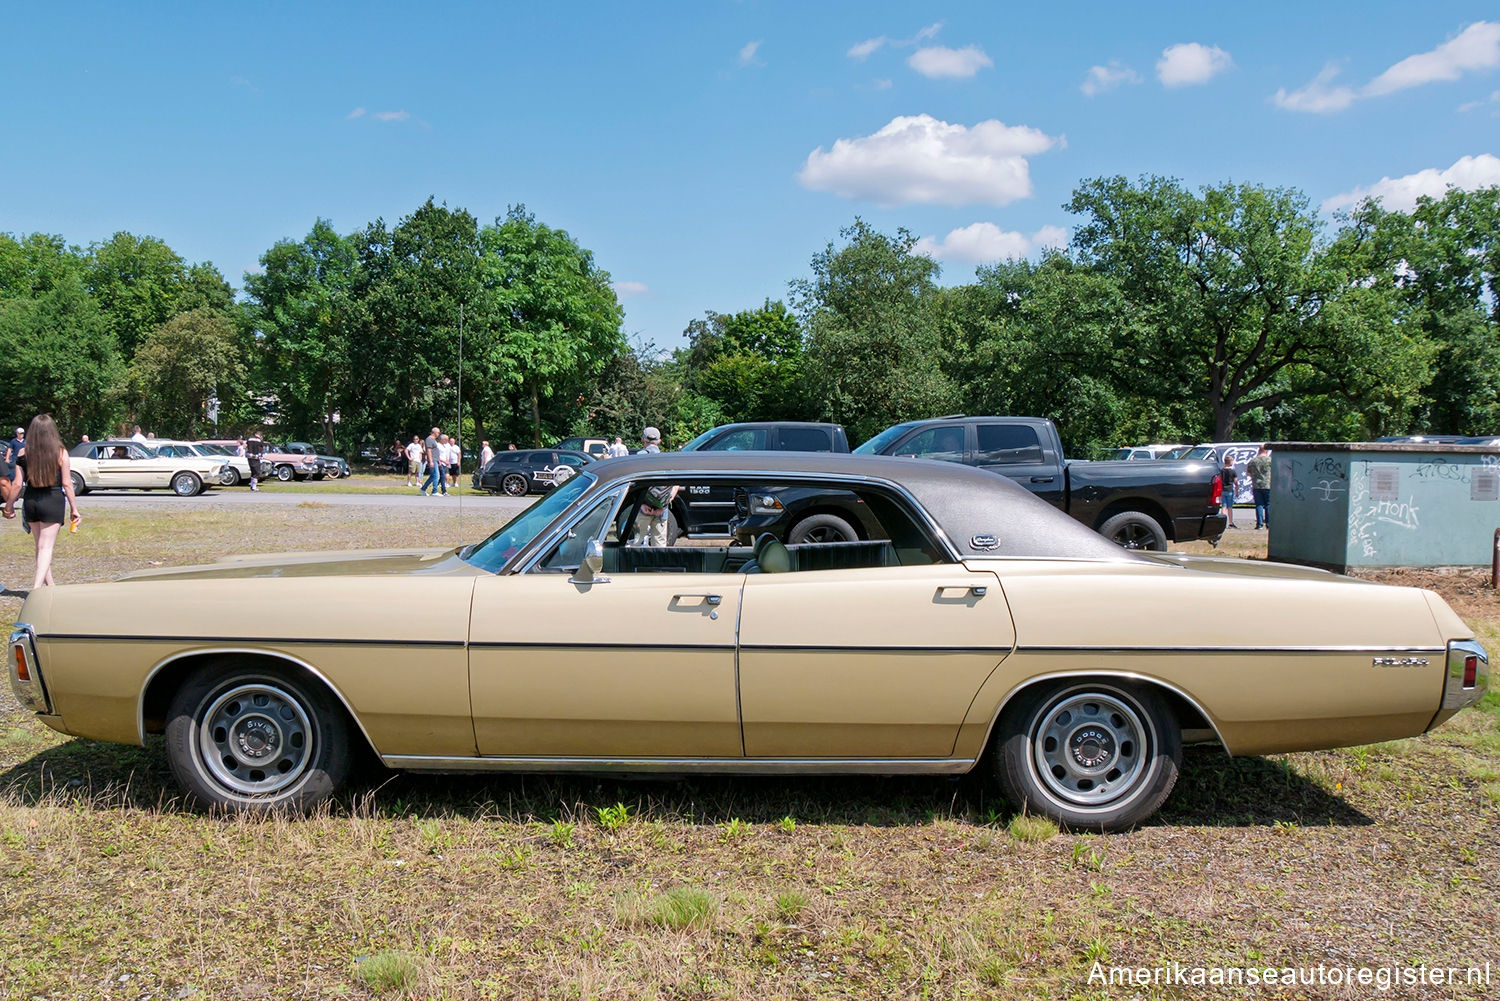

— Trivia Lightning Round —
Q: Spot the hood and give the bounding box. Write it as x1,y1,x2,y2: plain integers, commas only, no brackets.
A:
118,547,484,581
1137,552,1371,583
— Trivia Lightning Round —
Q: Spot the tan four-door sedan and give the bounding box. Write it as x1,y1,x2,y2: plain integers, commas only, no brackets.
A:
8,453,1490,830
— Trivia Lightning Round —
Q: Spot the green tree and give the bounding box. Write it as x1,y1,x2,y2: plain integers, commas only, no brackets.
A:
1066,176,1425,440
792,221,956,443
126,308,246,437
477,206,625,446
86,232,233,358
680,299,805,421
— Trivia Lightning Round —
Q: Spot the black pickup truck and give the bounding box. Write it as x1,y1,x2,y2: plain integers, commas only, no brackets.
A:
854,416,1225,549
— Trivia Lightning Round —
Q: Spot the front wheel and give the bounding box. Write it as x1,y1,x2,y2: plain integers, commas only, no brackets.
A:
501,473,528,496
171,471,203,497
991,681,1181,832
221,467,241,487
276,464,295,482
1098,511,1168,551
165,662,351,812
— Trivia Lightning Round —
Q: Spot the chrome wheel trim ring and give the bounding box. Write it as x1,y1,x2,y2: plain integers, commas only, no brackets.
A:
197,682,316,797
1027,689,1155,812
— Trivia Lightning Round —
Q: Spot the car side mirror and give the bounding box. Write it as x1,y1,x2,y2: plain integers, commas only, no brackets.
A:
569,540,610,586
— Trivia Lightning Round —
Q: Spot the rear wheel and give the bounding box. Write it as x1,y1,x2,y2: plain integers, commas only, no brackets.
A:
171,471,203,497
992,680,1180,832
70,471,90,496
502,473,528,496
1099,511,1168,551
165,662,351,812
221,467,241,487
787,513,858,544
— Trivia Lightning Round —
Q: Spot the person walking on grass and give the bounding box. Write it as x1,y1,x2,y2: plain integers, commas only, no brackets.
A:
1220,454,1238,529
405,435,424,487
421,427,446,496
3,414,81,589
245,431,264,491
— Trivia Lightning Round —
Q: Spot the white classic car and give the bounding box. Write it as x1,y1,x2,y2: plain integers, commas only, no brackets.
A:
151,440,253,487
67,439,231,497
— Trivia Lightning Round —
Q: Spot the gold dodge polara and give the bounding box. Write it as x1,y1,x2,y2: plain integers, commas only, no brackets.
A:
8,453,1490,830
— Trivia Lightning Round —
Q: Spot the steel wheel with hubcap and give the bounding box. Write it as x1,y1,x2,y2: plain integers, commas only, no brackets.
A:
171,471,202,497
220,467,241,487
70,471,90,495
992,680,1180,831
165,663,351,811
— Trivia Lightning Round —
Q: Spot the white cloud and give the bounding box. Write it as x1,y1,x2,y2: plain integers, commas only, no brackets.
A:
374,110,410,122
1080,61,1142,97
1156,43,1233,87
798,114,1061,208
1272,63,1358,113
873,78,893,90
346,107,367,119
739,40,762,66
908,44,993,79
613,281,649,298
915,223,1068,264
1321,153,1500,213
914,22,943,42
1365,21,1500,97
848,36,886,60
1459,89,1500,112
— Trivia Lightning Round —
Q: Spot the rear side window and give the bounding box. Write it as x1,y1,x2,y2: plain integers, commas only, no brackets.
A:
975,424,1043,464
704,428,769,450
776,427,832,451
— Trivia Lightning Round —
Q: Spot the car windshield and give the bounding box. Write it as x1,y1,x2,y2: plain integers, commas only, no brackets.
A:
853,422,921,455
679,428,719,451
461,472,597,573
1183,446,1214,460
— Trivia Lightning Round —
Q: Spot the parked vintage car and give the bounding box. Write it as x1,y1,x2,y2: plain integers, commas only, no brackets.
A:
473,449,593,496
152,440,253,487
199,441,323,481
554,436,610,459
281,442,350,478
8,453,1488,829
66,440,231,497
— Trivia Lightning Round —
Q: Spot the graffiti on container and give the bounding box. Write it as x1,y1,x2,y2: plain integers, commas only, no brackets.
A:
1415,458,1468,483
1311,456,1346,479
1370,497,1421,530
1347,474,1379,558
1312,478,1346,502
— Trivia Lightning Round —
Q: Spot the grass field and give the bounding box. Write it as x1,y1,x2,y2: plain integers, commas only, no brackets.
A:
2,509,1498,999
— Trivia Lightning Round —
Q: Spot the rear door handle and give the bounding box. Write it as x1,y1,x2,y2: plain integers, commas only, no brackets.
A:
1030,476,1055,483
672,593,723,619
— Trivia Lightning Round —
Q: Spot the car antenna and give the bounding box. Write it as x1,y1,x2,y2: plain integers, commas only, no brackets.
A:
456,304,464,536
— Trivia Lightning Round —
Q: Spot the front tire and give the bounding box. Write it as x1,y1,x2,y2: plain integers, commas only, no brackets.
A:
501,473,528,496
171,471,203,497
221,467,242,487
787,513,858,544
1098,511,1168,551
165,662,351,812
991,681,1181,832
276,464,295,482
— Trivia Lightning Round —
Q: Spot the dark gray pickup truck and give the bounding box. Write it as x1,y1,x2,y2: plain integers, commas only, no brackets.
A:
855,416,1226,550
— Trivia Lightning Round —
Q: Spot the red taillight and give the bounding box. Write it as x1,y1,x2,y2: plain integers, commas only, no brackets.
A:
14,646,29,682
1464,655,1478,689
1210,474,1223,507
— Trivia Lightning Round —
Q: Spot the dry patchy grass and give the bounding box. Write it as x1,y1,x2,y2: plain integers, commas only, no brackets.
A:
1,509,1498,998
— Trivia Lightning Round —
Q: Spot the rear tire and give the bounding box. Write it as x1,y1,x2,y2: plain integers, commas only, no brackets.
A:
165,661,351,812
992,680,1180,832
787,513,858,544
1099,511,1168,551
70,471,90,496
221,467,241,487
502,473,528,496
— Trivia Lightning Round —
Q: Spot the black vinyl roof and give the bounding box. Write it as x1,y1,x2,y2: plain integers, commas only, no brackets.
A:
588,451,1134,560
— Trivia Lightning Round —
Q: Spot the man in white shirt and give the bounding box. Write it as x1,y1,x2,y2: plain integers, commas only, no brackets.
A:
130,425,147,444
608,437,628,458
404,436,423,487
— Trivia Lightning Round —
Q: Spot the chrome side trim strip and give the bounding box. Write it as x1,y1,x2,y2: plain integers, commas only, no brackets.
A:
136,646,384,755
976,670,1233,756
47,634,465,648
739,645,1012,655
1017,645,1446,655
382,755,976,775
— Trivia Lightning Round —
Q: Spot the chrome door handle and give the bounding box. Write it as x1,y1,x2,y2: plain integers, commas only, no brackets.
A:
673,593,722,605
937,585,987,598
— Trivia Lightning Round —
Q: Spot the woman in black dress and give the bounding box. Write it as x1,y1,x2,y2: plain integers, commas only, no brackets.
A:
3,414,81,588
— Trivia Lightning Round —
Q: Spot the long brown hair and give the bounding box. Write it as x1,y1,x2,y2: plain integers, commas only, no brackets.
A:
24,414,63,488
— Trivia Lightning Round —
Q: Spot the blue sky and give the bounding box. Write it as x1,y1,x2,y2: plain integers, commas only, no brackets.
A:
3,1,1497,349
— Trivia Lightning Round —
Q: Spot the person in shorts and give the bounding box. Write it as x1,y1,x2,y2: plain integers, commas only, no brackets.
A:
245,432,264,491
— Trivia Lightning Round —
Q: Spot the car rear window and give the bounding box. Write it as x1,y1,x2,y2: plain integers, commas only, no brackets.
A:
776,427,832,451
